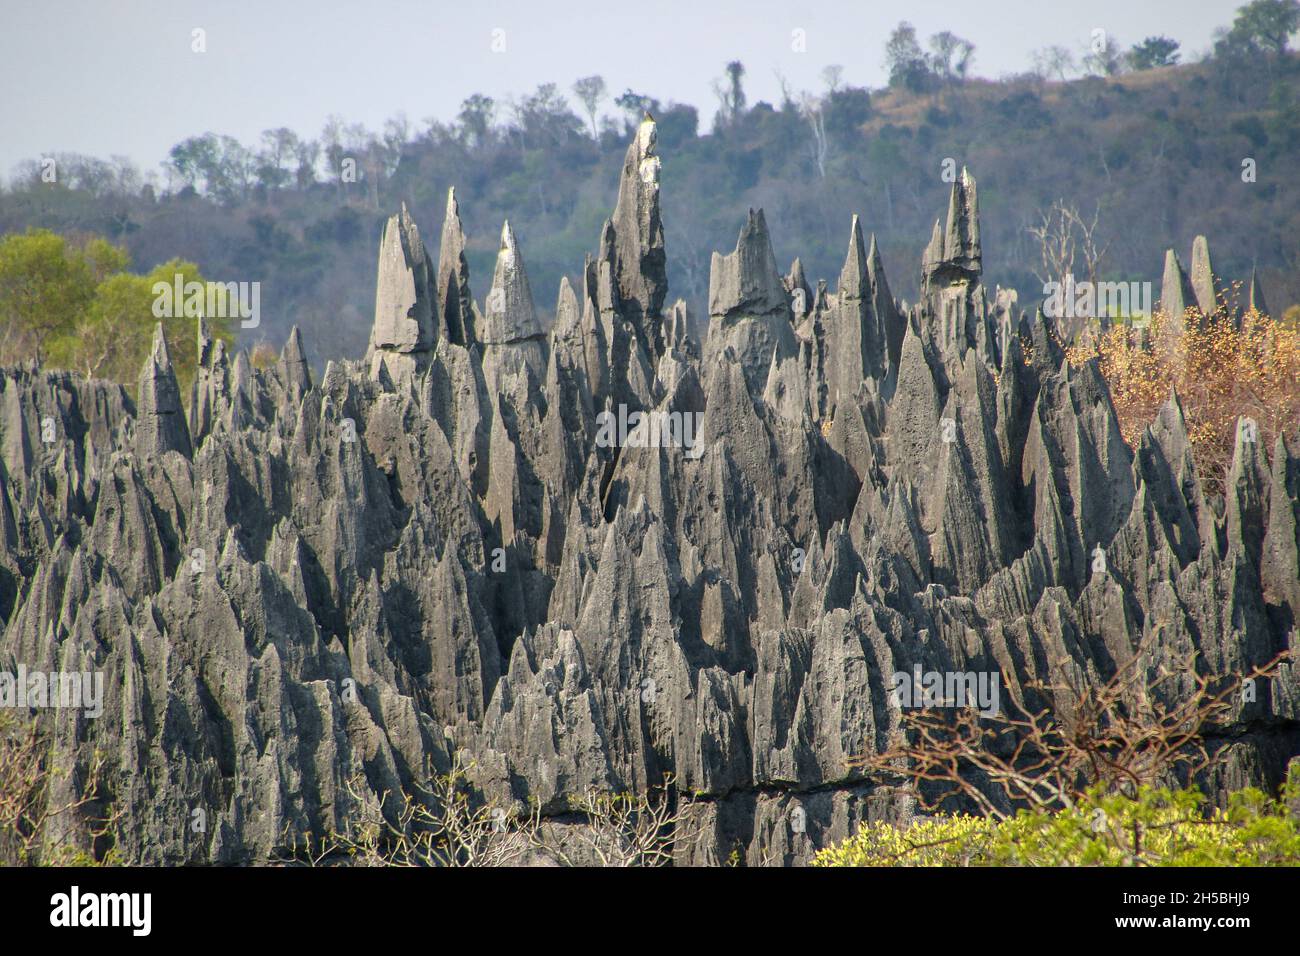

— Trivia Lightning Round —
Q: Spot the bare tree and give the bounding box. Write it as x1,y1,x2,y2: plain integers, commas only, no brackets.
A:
1032,45,1076,82
540,780,694,867
852,642,1290,820
1083,31,1127,77
799,93,829,180
285,756,696,867
1026,199,1108,287
712,60,747,128
1,714,118,865
772,69,795,111
572,75,607,140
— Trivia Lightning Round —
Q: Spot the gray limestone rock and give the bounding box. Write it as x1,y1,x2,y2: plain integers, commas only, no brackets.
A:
136,323,192,460
371,204,435,379
704,209,798,394
1190,235,1220,317
611,116,668,359
1160,248,1197,322
1248,266,1268,316
2,126,1296,869
436,187,480,346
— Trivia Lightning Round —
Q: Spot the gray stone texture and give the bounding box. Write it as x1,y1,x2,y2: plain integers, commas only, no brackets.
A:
2,122,1296,866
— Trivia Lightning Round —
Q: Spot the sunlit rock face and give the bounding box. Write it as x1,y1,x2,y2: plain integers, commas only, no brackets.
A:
2,122,1297,866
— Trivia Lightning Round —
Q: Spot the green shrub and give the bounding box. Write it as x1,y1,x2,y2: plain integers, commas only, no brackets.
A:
814,783,1300,867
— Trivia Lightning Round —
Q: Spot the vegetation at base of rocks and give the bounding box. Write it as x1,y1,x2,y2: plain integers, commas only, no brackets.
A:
1068,305,1300,497
0,712,119,866
877,647,1283,814
813,783,1300,866
826,640,1298,866
0,228,235,397
280,758,691,867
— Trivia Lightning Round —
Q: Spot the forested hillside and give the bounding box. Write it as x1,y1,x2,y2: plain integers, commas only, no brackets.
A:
3,5,1298,367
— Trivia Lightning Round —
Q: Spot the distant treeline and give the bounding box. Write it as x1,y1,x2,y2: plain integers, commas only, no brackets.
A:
3,1,1298,366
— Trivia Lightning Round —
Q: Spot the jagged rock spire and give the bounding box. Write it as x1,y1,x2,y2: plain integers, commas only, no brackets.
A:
437,187,478,345
831,215,887,397
920,169,995,374
920,168,980,288
553,274,583,345
705,209,797,394
1190,235,1219,316
1160,248,1196,320
196,314,216,370
664,299,691,354
1248,266,1268,316
372,203,435,379
942,167,980,274
189,315,228,445
839,215,869,300
922,219,944,274
611,115,667,357
136,323,192,458
482,220,542,345
868,233,905,376
279,325,311,398
786,258,812,322
708,209,788,321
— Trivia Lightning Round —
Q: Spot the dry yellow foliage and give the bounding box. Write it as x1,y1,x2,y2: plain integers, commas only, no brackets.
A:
1068,302,1300,497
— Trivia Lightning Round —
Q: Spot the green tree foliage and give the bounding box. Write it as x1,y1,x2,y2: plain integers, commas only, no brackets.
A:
0,230,93,362
256,127,301,192
824,86,872,142
712,61,748,129
814,783,1300,866
513,83,584,149
165,133,257,203
0,229,232,395
457,94,496,148
928,31,975,83
885,21,932,92
87,259,226,393
615,89,661,132
1128,36,1182,69
1222,0,1300,54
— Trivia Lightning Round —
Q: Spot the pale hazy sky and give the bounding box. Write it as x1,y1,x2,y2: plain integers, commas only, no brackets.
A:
0,0,1243,178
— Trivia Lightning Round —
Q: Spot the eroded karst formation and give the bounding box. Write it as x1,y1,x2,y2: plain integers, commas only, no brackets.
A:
2,118,1297,864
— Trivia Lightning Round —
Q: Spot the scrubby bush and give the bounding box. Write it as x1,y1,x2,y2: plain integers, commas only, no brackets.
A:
830,633,1297,867
0,712,118,866
1069,305,1300,495
814,783,1300,866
